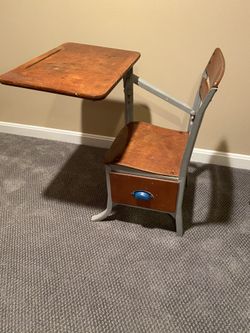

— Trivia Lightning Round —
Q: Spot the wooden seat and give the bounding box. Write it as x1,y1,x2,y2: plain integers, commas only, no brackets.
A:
104,121,188,177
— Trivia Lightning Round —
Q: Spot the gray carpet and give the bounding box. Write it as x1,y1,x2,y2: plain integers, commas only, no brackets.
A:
0,132,249,333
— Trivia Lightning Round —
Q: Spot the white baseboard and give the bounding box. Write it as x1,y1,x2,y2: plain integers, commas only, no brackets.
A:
191,148,250,170
0,121,249,170
0,121,113,148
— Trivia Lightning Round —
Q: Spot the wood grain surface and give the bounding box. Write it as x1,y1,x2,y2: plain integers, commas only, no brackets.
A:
0,42,140,99
105,121,189,177
199,48,225,101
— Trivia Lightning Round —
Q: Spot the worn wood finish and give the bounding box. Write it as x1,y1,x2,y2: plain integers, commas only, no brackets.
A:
110,172,179,212
199,78,210,101
0,42,140,100
105,121,189,177
199,48,225,101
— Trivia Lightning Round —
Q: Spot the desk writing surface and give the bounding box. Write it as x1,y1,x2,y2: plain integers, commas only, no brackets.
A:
0,42,140,100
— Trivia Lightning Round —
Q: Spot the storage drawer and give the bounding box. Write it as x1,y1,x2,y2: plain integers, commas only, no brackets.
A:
110,172,179,212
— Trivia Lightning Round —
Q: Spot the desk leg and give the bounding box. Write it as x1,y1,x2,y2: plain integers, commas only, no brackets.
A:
123,68,134,124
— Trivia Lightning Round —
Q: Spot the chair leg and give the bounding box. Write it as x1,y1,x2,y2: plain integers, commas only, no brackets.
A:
175,210,184,236
91,166,113,221
174,178,186,236
185,173,188,188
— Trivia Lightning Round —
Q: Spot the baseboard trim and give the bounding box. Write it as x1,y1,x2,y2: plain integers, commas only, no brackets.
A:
0,121,249,170
0,121,113,148
191,148,250,170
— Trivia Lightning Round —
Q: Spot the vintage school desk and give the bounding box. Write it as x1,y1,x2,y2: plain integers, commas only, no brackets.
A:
0,43,225,236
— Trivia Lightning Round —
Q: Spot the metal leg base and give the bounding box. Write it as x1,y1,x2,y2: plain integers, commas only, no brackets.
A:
175,212,184,236
91,165,113,222
91,206,113,221
169,212,183,236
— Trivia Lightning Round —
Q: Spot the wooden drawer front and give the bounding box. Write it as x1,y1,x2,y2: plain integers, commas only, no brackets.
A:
110,172,179,212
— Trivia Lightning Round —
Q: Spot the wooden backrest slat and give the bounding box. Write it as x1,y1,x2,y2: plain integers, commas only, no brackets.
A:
199,48,225,100
199,77,210,101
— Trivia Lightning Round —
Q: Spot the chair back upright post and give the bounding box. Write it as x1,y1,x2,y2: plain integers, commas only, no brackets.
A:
180,48,225,180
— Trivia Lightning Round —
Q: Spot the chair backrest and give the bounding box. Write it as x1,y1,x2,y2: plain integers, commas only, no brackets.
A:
180,48,225,179
199,48,225,102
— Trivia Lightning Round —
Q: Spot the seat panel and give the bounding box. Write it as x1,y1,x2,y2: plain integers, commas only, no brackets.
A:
105,121,189,177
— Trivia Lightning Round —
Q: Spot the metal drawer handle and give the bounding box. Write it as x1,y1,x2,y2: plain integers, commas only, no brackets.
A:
132,190,154,201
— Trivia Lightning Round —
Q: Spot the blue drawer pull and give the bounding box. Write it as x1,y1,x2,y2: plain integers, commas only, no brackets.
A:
132,190,154,201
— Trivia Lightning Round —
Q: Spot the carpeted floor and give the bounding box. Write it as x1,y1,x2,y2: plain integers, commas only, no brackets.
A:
0,132,249,333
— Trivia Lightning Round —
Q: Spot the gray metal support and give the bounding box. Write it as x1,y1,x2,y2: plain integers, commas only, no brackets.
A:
132,74,194,115
188,90,200,131
123,68,134,124
91,166,113,221
180,88,217,180
174,178,186,236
